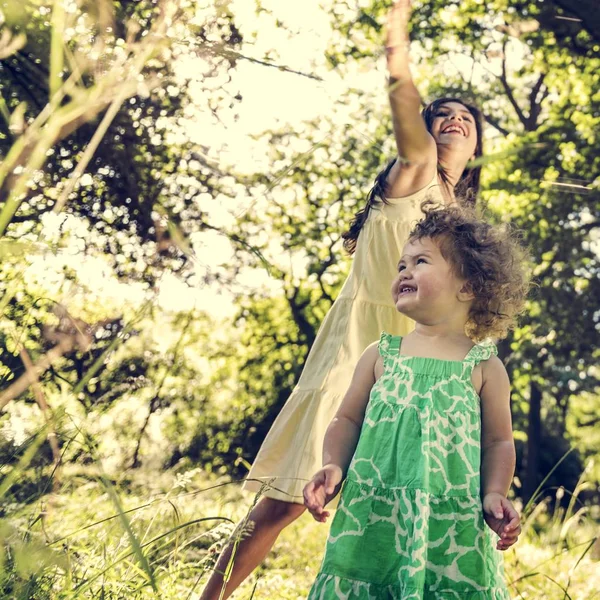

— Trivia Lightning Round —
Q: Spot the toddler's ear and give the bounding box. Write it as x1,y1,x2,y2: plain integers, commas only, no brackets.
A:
458,282,475,302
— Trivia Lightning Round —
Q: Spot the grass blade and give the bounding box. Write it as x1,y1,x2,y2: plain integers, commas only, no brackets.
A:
49,0,66,99
71,517,232,596
523,447,575,515
0,427,48,500
98,475,158,593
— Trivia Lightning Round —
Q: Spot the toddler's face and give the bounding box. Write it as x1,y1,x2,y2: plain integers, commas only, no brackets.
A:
391,237,468,322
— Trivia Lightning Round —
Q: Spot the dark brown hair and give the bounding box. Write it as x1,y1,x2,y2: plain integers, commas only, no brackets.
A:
342,97,484,255
408,202,531,341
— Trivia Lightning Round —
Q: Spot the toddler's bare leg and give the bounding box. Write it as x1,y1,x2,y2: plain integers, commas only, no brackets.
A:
200,497,306,600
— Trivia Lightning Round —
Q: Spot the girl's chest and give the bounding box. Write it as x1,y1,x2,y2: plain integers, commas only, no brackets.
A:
371,359,482,413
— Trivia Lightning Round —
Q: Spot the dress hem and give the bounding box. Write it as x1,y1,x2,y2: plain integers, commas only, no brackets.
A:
311,571,511,600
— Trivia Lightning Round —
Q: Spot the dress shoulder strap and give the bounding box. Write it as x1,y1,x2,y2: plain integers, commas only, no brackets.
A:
463,341,498,369
378,331,401,358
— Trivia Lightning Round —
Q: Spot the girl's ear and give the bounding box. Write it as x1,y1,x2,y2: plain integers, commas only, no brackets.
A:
457,281,475,302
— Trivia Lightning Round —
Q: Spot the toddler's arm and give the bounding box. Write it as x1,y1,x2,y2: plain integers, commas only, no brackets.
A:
480,355,521,550
303,342,379,522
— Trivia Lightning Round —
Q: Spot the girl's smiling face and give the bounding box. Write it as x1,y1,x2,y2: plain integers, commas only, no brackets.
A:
391,236,472,323
430,101,478,157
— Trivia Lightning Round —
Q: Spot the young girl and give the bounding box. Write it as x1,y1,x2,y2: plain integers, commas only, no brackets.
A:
201,1,486,597
304,204,529,599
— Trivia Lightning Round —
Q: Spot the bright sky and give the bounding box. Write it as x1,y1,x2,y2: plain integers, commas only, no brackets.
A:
177,0,382,172
30,1,346,323
176,0,386,319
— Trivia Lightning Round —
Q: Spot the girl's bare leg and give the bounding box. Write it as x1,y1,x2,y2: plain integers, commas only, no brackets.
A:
199,496,306,600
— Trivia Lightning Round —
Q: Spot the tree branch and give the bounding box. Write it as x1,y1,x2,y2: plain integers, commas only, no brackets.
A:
0,337,74,411
578,219,600,232
195,42,325,82
499,40,528,129
526,73,547,130
0,309,95,410
551,0,600,45
286,286,317,350
131,311,193,468
484,114,511,137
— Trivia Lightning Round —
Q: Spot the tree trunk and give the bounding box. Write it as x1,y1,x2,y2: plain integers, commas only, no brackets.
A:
523,381,542,502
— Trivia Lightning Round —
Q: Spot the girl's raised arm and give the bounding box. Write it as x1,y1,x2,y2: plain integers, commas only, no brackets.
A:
386,0,437,196
322,342,379,469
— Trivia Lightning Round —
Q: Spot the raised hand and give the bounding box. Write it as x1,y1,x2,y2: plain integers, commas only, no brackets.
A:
303,464,344,523
483,493,522,551
386,0,412,79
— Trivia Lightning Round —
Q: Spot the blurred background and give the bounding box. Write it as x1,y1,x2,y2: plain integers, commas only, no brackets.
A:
0,0,598,598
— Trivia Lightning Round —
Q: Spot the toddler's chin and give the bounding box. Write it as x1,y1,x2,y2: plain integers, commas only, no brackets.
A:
395,301,413,317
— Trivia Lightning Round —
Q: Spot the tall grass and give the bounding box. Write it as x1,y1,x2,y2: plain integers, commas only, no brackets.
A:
1,426,240,598
1,433,598,599
505,462,599,600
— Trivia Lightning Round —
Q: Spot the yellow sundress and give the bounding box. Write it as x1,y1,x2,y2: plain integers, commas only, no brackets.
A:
243,175,443,503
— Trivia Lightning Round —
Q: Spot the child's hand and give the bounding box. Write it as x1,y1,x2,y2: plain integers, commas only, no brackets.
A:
483,493,521,551
303,464,343,523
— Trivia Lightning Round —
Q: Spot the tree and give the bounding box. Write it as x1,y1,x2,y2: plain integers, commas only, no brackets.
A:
0,0,245,466
205,0,600,495
0,0,243,282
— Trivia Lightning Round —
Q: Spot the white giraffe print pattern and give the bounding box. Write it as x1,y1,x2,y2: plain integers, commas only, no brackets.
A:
308,332,511,599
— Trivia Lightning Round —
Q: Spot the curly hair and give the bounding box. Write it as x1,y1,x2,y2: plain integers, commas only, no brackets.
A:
408,202,531,341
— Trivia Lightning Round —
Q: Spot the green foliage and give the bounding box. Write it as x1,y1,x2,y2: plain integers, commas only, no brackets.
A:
299,0,600,499
0,2,598,596
0,0,241,280
0,0,247,464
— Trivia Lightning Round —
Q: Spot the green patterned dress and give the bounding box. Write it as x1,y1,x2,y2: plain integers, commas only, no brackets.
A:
308,332,511,600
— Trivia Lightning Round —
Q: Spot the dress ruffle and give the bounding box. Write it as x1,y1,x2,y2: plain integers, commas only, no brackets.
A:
310,572,511,600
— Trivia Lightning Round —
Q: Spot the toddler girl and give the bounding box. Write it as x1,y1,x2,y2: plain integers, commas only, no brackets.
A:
304,203,530,599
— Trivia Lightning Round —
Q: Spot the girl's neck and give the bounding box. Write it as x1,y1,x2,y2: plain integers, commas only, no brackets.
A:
412,322,469,341
437,152,470,204
404,325,473,361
